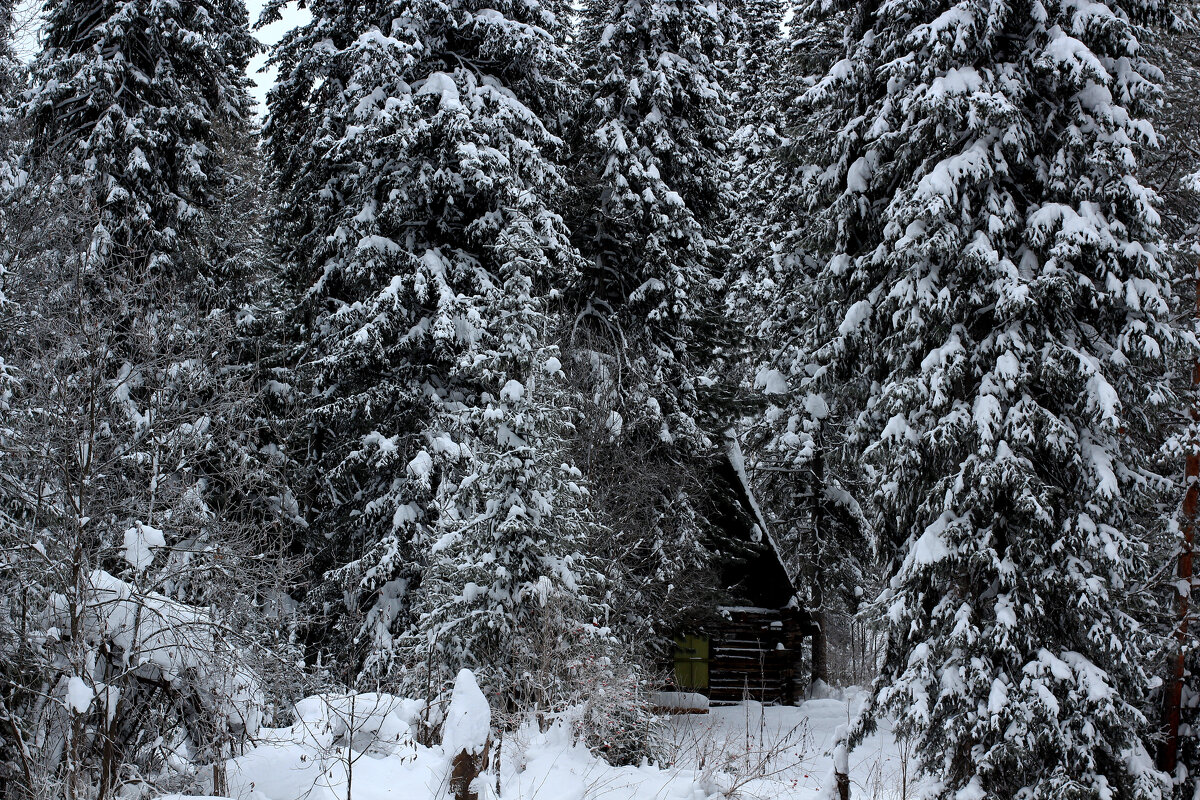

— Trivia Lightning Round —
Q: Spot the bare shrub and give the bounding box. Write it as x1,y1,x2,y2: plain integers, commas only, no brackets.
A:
649,705,813,798
0,156,303,800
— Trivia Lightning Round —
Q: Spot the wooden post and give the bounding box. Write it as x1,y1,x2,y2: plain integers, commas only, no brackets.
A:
831,730,851,800
1161,260,1200,774
449,738,490,800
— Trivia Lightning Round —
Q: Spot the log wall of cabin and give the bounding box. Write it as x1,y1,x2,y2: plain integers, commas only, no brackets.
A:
705,607,807,705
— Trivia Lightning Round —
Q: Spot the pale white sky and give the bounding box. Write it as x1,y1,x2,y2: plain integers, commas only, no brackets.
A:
246,1,311,112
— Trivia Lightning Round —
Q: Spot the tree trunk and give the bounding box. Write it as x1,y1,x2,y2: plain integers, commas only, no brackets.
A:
811,608,829,690
1160,259,1200,774
809,450,831,691
832,737,851,800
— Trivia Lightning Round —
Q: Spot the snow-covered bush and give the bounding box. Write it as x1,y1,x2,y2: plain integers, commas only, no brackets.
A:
0,528,291,799
563,642,655,767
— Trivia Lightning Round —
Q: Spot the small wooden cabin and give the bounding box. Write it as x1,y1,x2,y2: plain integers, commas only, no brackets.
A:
667,437,815,706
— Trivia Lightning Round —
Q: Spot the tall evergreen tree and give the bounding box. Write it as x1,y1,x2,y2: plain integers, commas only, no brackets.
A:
0,0,20,237
1143,10,1200,789
727,0,787,190
17,0,279,521
570,0,733,431
725,0,790,335
564,0,748,643
262,0,612,695
10,0,279,580
800,0,1182,796
24,0,259,291
400,252,612,705
722,2,872,690
0,0,14,100
11,0,277,583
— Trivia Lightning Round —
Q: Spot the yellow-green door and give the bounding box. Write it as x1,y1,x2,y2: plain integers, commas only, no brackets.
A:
673,635,710,691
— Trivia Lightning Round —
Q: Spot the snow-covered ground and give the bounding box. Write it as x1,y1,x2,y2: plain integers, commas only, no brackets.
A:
684,692,914,799
223,686,915,800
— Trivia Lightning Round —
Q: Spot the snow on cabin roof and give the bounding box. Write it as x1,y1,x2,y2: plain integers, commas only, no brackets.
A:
716,605,779,614
723,430,797,598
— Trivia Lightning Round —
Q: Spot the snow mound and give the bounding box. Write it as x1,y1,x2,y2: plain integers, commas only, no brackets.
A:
122,523,165,571
649,691,710,712
442,669,490,756
292,692,423,753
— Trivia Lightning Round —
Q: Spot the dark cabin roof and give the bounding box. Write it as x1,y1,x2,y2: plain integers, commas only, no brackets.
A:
708,434,798,610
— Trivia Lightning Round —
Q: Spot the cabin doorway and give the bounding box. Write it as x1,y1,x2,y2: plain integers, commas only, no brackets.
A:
673,634,710,692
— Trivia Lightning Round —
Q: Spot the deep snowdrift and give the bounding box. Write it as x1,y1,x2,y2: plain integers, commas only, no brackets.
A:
221,687,911,800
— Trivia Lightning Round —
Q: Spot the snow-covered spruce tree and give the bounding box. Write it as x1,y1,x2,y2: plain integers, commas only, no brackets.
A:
401,222,615,710
24,0,259,295
0,0,19,241
0,0,15,100
727,0,787,197
1142,9,1200,788
800,0,1183,796
15,0,285,558
15,0,276,571
261,0,437,685
726,3,845,328
570,0,734,430
565,0,746,643
263,0,613,697
725,0,789,325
